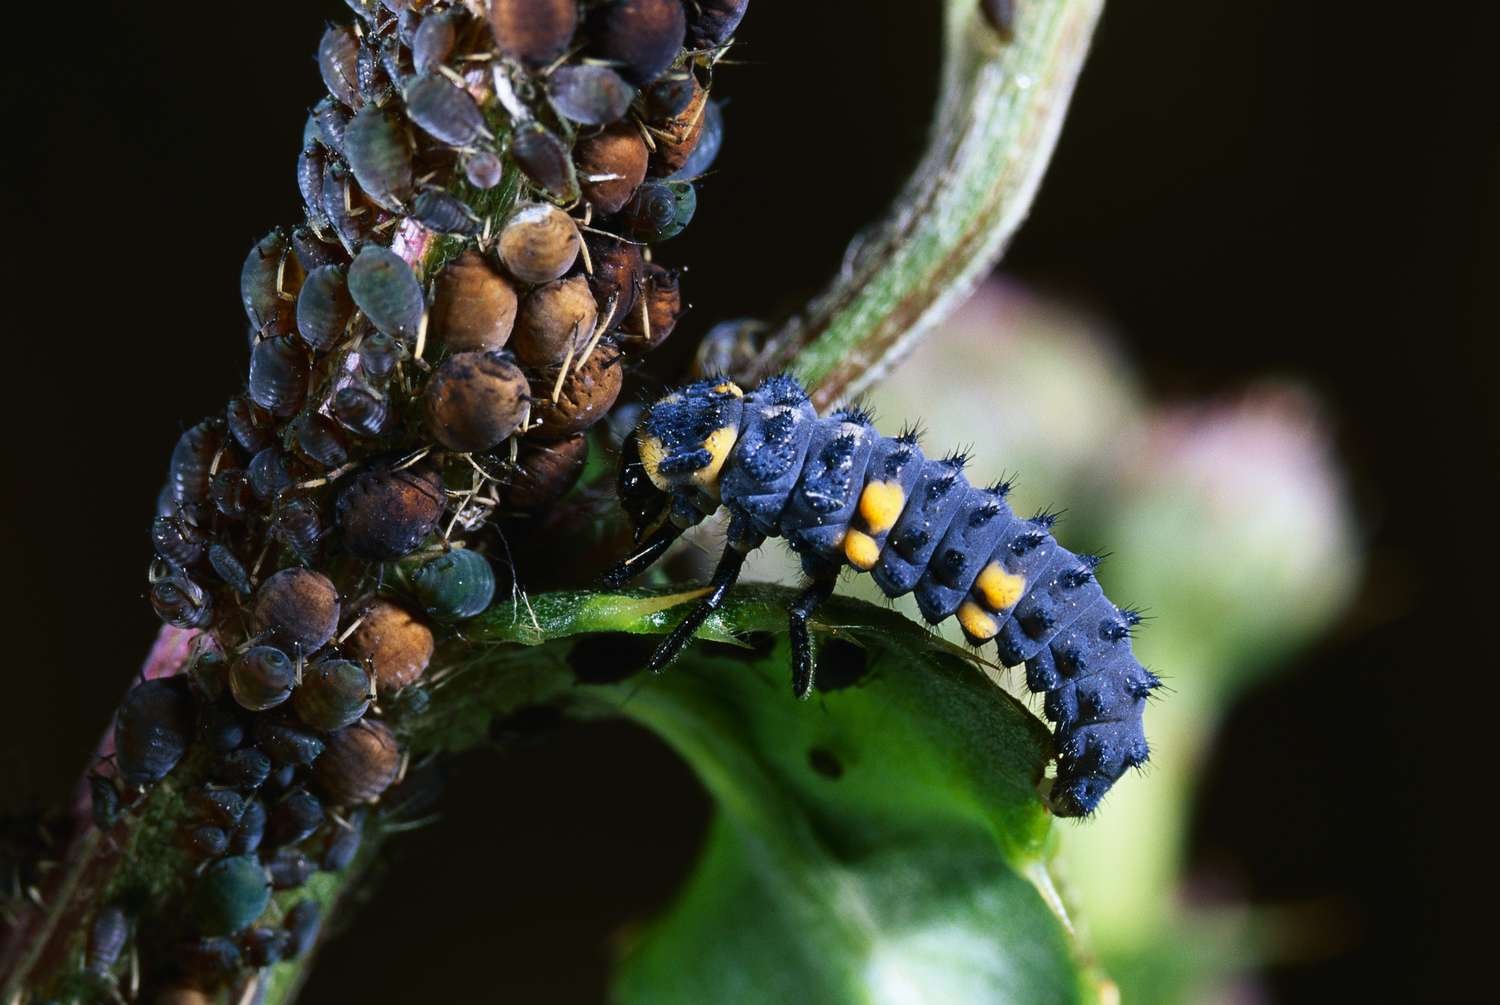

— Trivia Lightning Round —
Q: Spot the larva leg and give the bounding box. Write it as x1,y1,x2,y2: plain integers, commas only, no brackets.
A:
788,575,837,700
647,545,747,673
603,522,685,587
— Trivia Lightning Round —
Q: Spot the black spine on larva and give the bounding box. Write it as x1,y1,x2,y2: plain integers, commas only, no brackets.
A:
699,375,1157,817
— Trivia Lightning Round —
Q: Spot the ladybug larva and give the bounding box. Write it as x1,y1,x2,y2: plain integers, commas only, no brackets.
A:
605,375,1161,817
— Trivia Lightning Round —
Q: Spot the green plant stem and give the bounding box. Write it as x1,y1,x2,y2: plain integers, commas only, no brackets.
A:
749,0,1106,409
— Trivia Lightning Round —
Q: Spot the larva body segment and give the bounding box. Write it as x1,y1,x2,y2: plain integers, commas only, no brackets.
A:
609,375,1160,817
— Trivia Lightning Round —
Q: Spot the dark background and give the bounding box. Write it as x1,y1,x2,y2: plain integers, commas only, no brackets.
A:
1,1,1491,1000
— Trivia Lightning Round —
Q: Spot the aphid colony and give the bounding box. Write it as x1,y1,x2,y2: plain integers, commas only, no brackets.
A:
607,376,1159,817
96,1,750,999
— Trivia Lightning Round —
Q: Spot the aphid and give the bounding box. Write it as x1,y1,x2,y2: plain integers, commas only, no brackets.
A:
617,262,683,354
318,808,366,871
606,375,1160,817
357,329,405,382
593,0,687,86
497,203,581,284
290,225,347,273
585,233,643,322
253,719,326,768
185,825,229,858
512,275,597,367
152,512,205,568
318,25,362,109
198,699,248,754
489,0,577,67
344,106,414,212
548,64,636,126
271,495,326,563
528,345,623,439
229,799,266,854
247,447,296,501
687,0,750,48
240,229,302,336
291,412,350,470
347,245,425,340
668,99,723,180
321,160,370,250
167,419,223,508
191,788,247,828
314,719,402,805
89,772,122,830
115,678,195,787
191,855,270,936
404,72,489,147
574,123,649,214
343,600,434,691
335,463,446,560
206,542,252,595
85,905,128,978
311,96,351,158
212,748,273,791
411,189,480,236
509,122,580,204
332,385,393,437
226,395,275,455
357,39,393,106
252,568,341,653
243,924,294,965
429,250,518,353
292,659,373,732
210,469,257,521
498,434,589,513
411,11,457,74
295,264,355,352
246,336,311,417
228,646,298,713
422,350,529,452
149,564,213,629
283,899,322,958
645,75,708,176
265,789,326,848
411,548,496,621
981,0,1017,39
618,179,696,242
296,145,329,231
465,149,506,190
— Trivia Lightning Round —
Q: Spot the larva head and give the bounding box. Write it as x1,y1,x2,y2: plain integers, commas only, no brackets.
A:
635,379,745,499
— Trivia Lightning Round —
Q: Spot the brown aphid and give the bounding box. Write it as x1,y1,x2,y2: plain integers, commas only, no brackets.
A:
490,0,577,67
647,75,709,176
314,719,402,805
617,262,683,354
253,568,341,653
498,433,589,512
430,250,517,353
510,123,580,204
594,0,687,86
318,25,362,108
423,350,529,452
549,64,636,126
241,229,304,337
585,232,644,323
336,463,445,560
343,599,434,691
528,346,623,440
574,122,648,214
465,149,505,190
512,275,598,367
497,203,580,285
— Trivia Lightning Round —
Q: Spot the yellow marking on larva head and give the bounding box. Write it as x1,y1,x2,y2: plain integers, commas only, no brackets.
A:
638,435,671,493
843,529,880,570
712,382,744,397
974,562,1026,612
688,425,739,497
858,480,905,535
957,600,1000,641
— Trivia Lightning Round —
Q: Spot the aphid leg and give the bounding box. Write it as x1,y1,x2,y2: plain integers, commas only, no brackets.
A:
788,575,837,700
646,545,747,674
603,522,685,587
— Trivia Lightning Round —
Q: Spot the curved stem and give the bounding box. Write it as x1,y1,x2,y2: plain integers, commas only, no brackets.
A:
749,0,1106,410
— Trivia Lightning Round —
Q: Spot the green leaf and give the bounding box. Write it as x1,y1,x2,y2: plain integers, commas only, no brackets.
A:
452,586,1106,1004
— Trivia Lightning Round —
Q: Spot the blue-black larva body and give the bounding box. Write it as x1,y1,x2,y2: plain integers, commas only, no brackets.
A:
605,374,1159,817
